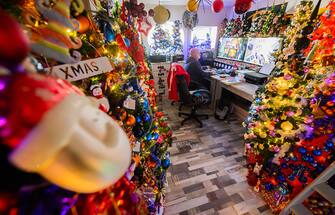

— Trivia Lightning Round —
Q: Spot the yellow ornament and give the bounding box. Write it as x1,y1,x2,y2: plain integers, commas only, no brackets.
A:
187,0,199,12
259,131,267,139
259,144,265,150
281,121,293,131
318,7,326,16
153,5,170,24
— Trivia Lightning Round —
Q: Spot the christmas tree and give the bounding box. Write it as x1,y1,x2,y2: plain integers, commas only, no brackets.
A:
0,0,172,214
191,35,199,49
151,24,172,56
244,0,335,213
203,33,211,50
170,20,183,55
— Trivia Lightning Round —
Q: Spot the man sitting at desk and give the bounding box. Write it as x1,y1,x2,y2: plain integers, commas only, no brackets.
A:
185,48,211,90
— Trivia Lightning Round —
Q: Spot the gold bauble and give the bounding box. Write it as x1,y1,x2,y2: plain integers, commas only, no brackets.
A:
281,121,293,131
187,0,198,12
153,5,170,24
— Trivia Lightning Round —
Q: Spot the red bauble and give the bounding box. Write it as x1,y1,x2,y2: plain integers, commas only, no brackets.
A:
247,172,258,186
0,9,30,68
235,0,252,14
212,0,224,13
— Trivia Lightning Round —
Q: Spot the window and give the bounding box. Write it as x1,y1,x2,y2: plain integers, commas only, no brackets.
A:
191,26,218,50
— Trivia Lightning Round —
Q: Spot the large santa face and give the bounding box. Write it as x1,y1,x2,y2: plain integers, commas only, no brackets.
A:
9,93,131,193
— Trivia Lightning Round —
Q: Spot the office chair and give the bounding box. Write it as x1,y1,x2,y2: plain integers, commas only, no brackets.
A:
176,75,210,128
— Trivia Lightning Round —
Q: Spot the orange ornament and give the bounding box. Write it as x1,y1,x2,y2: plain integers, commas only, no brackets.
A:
77,15,90,33
126,115,136,126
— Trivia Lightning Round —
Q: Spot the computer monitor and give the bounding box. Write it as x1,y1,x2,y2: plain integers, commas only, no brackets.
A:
244,37,282,66
200,50,214,66
217,38,248,61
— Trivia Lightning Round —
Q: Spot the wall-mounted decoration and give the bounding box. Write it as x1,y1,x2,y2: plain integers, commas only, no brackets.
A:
182,11,198,30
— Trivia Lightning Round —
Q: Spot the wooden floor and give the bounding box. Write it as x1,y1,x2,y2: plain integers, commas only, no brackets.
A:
159,99,272,215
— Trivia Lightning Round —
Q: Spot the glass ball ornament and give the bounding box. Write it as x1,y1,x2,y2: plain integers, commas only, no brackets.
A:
313,149,322,156
161,158,170,169
298,147,307,154
265,183,273,191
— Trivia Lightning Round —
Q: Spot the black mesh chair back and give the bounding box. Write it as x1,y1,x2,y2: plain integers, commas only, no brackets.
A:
176,75,192,105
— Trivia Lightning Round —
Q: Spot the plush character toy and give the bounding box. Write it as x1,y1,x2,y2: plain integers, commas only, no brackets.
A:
90,83,110,112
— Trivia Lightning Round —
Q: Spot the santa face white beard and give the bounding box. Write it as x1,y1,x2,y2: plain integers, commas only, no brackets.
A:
10,94,131,193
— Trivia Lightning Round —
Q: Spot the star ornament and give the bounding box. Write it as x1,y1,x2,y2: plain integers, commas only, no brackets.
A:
138,17,153,36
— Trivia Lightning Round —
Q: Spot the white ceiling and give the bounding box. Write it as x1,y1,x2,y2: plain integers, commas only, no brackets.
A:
140,0,236,7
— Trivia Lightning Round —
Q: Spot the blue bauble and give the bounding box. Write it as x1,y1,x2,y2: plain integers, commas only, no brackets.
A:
143,113,151,122
146,133,152,141
143,99,149,109
308,156,314,163
288,175,295,181
302,155,309,161
313,149,322,156
298,147,307,154
326,141,334,149
104,23,115,42
162,159,171,169
106,30,115,41
265,183,273,191
124,38,131,47
153,132,159,140
278,175,285,182
136,116,142,123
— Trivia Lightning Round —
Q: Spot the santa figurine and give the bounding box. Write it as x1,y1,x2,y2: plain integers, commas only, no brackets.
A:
90,83,110,112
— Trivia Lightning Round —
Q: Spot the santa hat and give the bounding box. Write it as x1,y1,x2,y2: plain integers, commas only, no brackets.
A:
0,73,131,193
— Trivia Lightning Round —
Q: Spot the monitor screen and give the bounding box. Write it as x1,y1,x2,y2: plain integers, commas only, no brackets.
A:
244,37,282,66
217,38,248,61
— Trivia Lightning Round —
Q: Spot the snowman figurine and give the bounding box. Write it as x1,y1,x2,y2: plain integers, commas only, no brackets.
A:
90,83,110,112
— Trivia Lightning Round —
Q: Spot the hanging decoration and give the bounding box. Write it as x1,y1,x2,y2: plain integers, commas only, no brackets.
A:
187,0,199,12
0,9,30,70
22,0,84,64
182,10,199,30
138,17,153,36
76,15,91,34
235,0,253,14
153,5,170,24
212,0,224,13
125,1,149,19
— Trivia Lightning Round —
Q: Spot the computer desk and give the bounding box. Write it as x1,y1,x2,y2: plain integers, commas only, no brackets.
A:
210,74,259,119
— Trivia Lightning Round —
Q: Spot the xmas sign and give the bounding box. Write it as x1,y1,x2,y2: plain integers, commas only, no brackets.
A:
46,57,113,82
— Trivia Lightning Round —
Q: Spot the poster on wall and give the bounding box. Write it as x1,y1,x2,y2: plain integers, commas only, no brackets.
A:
217,38,248,60
244,37,282,65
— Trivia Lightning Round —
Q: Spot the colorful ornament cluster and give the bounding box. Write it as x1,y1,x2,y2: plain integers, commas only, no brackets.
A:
247,4,288,37
218,3,289,39
0,0,172,214
244,0,335,213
